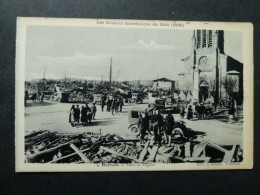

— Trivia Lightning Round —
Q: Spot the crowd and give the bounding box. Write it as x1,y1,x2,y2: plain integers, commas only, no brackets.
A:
101,95,124,115
24,90,44,106
137,109,175,146
178,102,213,120
69,103,97,127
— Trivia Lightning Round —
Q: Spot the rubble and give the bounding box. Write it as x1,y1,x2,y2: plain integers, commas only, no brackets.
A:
25,130,243,164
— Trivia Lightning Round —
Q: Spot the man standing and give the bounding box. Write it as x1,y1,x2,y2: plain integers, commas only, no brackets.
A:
164,113,175,146
107,99,111,112
101,99,105,112
187,105,193,120
85,103,92,124
75,105,80,123
151,110,163,145
119,97,124,112
228,105,236,124
91,103,97,120
111,98,116,115
25,90,29,106
81,105,87,126
138,112,150,144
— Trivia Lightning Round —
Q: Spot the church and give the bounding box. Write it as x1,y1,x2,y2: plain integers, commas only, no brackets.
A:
178,30,243,105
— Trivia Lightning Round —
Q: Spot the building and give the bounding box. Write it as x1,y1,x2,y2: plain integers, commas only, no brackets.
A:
152,77,176,91
178,30,243,104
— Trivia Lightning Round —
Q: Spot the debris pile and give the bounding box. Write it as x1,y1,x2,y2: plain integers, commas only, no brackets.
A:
25,130,243,164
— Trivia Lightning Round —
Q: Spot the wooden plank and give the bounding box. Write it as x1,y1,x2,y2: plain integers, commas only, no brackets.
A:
223,145,238,163
137,141,150,162
145,145,159,162
70,144,91,163
207,142,227,153
184,142,191,157
99,146,137,162
27,141,73,162
49,147,91,163
192,142,208,157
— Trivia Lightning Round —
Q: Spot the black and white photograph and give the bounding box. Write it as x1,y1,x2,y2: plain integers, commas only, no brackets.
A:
15,18,253,171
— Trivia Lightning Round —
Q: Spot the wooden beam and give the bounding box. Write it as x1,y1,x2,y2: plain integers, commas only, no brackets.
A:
137,141,150,162
99,146,137,162
49,147,91,163
70,144,91,163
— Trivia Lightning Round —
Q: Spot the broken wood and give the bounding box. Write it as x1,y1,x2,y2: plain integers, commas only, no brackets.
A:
207,142,227,153
26,141,74,163
49,147,91,163
192,142,208,157
70,144,91,163
99,146,137,162
145,145,159,162
137,141,150,162
223,145,238,163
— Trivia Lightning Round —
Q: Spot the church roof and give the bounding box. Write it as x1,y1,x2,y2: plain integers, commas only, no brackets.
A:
153,77,175,82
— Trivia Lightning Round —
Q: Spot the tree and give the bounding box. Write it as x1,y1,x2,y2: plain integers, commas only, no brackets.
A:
182,80,192,103
221,76,239,100
174,88,181,100
208,78,218,110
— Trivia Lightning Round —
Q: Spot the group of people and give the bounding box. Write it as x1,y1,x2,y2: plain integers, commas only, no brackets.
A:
179,102,213,120
24,90,44,106
195,103,213,120
138,110,175,146
69,103,97,127
101,96,124,115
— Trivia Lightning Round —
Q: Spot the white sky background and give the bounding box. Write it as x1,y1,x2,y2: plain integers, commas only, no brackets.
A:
25,26,243,81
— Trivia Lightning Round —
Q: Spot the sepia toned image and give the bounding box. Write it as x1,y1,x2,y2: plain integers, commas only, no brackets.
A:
15,18,253,172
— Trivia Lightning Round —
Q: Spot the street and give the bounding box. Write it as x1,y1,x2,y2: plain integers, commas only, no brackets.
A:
25,101,243,148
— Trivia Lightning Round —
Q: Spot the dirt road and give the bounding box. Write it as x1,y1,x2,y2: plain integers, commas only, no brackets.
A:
25,101,243,147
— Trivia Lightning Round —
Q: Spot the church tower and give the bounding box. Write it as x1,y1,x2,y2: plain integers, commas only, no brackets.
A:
191,30,224,103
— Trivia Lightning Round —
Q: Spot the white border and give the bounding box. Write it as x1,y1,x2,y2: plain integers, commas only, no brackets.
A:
15,17,254,172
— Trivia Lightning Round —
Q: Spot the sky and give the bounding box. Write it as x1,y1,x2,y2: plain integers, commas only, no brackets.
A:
25,26,243,81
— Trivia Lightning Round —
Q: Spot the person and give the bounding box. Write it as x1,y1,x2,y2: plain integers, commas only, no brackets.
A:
197,104,203,120
115,98,120,114
119,97,124,112
111,98,116,115
81,105,87,126
107,99,111,112
201,103,206,119
138,112,150,144
180,106,185,119
25,90,29,106
101,94,106,111
187,105,193,120
91,103,97,120
40,92,44,103
101,99,105,112
85,103,92,124
228,106,236,123
151,110,163,145
195,103,199,118
164,113,175,146
69,105,76,126
74,105,80,123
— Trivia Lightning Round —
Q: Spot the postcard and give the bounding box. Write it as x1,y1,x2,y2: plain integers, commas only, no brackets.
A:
15,18,253,171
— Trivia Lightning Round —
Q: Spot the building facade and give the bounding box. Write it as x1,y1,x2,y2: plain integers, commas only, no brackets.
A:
152,77,175,91
178,30,243,104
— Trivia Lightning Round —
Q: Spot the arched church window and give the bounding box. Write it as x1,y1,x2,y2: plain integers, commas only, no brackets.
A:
202,30,207,48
